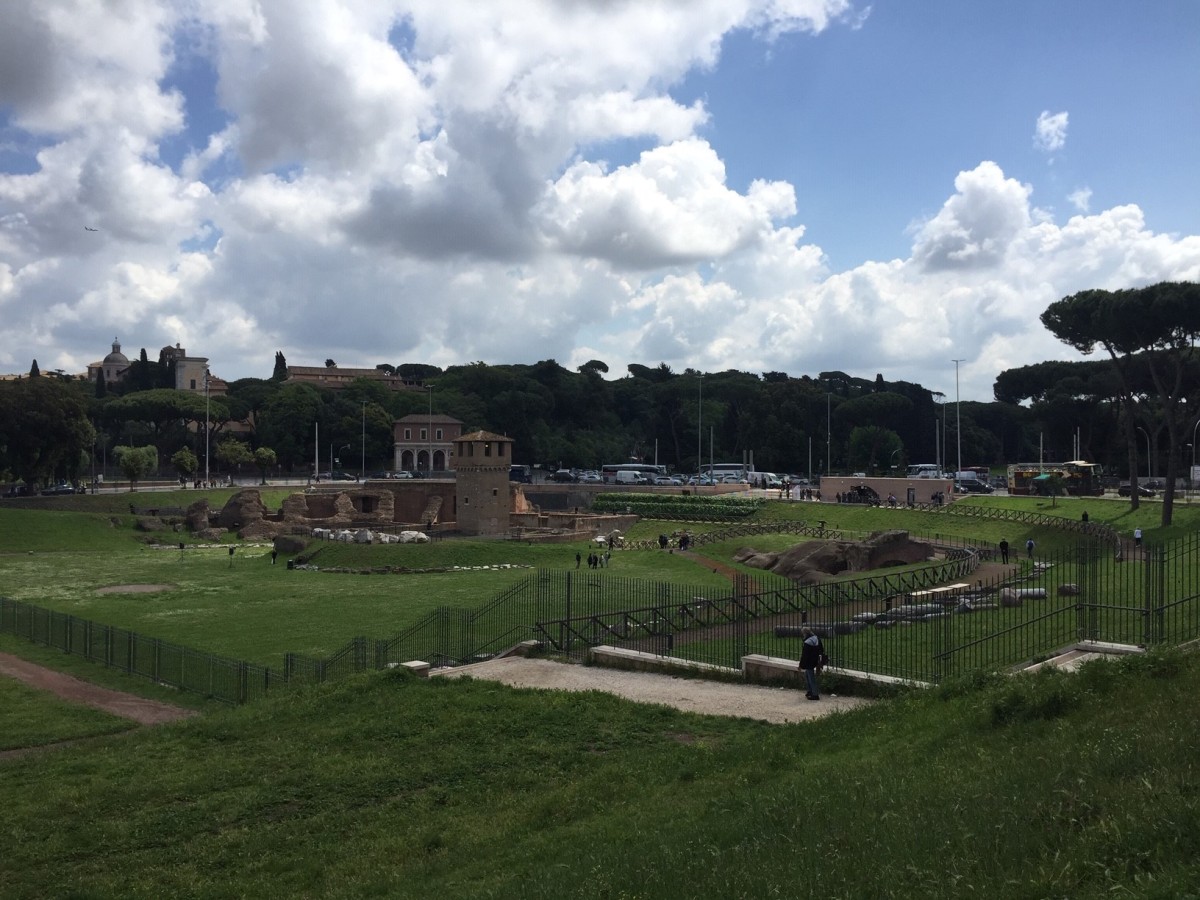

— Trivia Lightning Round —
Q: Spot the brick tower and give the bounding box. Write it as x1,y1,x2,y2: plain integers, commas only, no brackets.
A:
454,430,513,536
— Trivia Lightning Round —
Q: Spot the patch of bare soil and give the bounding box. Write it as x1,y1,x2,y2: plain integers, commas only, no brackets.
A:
95,583,175,594
435,657,870,724
0,652,198,726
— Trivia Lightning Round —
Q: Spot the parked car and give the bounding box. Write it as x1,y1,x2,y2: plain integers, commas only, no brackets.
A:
550,469,576,483
577,472,602,483
1118,483,1156,497
330,471,357,481
40,482,82,496
653,475,682,485
954,479,994,494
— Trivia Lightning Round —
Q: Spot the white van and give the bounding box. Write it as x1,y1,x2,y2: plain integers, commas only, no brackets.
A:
615,470,645,485
906,464,941,479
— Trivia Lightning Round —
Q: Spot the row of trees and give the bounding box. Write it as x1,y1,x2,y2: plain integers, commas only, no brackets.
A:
3,284,1196,522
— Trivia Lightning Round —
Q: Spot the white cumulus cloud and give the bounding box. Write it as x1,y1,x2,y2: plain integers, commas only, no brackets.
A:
1034,110,1069,154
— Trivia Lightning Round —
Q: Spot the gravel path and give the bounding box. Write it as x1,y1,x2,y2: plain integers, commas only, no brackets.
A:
435,657,871,724
0,650,867,733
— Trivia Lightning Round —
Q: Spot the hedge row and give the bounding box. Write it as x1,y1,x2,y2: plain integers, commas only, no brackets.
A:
592,493,764,520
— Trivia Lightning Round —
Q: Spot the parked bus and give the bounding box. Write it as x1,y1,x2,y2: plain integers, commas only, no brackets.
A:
905,464,943,479
601,463,666,484
1007,461,1103,496
509,464,532,483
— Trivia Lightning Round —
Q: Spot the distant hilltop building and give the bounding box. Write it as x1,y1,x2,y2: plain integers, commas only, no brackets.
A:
394,414,464,473
87,338,224,395
88,338,131,384
286,364,421,392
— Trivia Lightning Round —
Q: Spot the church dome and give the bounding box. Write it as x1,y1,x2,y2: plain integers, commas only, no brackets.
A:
103,338,129,367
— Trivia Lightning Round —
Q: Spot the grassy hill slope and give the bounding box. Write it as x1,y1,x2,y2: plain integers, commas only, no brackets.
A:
2,649,1198,898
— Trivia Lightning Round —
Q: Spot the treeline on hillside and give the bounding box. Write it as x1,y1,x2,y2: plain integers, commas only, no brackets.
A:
1,353,1186,489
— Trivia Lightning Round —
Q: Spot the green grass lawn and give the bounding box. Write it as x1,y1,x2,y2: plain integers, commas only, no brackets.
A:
3,494,1197,671
3,495,1200,895
0,673,134,750
1,650,1198,897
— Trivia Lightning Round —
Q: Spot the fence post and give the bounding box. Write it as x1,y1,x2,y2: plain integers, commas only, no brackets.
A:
1145,544,1165,645
1076,540,1099,642
563,571,572,654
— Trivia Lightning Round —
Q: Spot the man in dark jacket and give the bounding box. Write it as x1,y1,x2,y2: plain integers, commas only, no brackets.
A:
799,627,825,700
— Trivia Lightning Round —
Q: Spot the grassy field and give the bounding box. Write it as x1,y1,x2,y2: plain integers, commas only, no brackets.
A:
4,494,1198,669
1,650,1198,897
3,493,1200,895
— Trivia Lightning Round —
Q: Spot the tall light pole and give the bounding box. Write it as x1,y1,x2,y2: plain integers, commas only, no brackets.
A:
697,374,703,480
826,392,831,475
1192,418,1200,496
1137,426,1151,479
952,359,964,476
204,368,210,487
331,442,349,475
427,384,434,476
361,401,366,480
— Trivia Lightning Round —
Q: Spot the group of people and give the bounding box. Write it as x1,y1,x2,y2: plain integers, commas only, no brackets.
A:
576,550,610,569
997,538,1037,563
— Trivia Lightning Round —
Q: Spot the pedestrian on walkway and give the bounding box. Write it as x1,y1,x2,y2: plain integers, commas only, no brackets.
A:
799,627,826,701
999,539,1010,564
1134,527,1143,548
1026,538,1035,559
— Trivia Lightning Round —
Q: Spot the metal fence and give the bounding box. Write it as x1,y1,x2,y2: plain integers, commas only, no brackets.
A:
6,532,1198,703
641,533,1200,684
0,597,285,704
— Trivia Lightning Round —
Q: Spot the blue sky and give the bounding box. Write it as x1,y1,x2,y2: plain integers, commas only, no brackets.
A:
1,1,1198,403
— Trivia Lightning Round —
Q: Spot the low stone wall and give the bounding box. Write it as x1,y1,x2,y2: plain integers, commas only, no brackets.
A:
589,646,926,690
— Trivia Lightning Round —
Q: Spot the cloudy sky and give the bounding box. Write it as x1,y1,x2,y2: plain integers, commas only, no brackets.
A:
2,1,1198,401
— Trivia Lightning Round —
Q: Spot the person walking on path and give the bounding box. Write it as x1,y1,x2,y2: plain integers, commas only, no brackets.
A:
1134,527,1143,548
999,539,1010,564
1026,538,1035,559
799,627,826,701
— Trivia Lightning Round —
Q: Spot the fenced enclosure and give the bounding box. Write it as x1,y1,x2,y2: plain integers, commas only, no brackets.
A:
4,532,1198,703
0,598,284,704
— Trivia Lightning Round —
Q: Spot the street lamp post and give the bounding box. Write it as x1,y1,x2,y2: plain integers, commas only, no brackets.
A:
427,385,434,476
1191,417,1200,498
204,368,210,488
361,401,366,480
1137,426,1151,480
952,359,964,477
697,375,703,481
330,442,350,476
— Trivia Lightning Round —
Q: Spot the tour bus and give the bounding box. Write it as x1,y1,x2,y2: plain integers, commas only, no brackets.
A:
905,464,943,479
601,463,666,484
1007,461,1104,496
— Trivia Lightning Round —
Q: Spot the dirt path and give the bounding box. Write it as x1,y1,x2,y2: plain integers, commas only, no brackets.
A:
0,652,199,725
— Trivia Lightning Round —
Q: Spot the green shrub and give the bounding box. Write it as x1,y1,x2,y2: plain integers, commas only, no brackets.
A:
592,492,764,521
